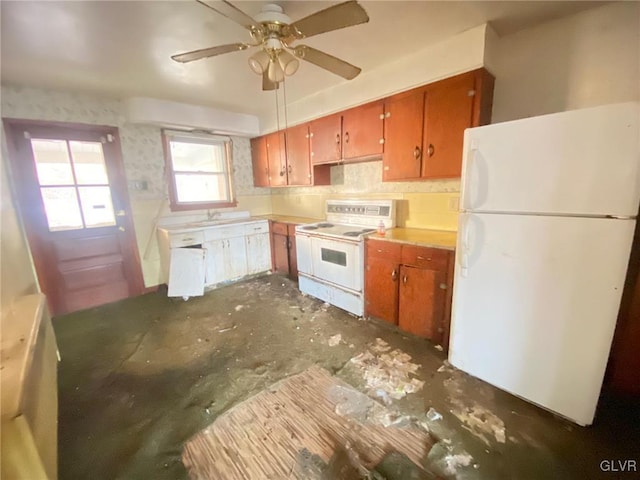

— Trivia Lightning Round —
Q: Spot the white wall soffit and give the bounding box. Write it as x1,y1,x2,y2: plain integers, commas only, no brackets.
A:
125,97,260,137
259,24,489,133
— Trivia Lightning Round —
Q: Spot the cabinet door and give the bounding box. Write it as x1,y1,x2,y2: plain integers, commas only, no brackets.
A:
272,232,290,274
383,90,425,180
365,256,400,324
398,265,445,340
342,101,384,160
422,72,476,179
246,233,271,274
223,236,248,281
287,225,298,279
310,114,342,164
250,136,270,187
285,123,312,186
266,131,287,187
204,240,225,285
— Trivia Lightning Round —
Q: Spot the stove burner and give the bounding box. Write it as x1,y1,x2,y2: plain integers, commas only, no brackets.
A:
302,225,318,230
317,223,334,228
343,231,362,237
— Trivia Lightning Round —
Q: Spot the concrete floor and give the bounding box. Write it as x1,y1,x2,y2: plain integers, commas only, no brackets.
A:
54,274,639,479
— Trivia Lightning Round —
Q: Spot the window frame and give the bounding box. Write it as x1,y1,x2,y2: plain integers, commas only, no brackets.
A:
162,130,237,211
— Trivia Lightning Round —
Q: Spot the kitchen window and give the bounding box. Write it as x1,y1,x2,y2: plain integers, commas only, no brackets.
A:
163,131,236,211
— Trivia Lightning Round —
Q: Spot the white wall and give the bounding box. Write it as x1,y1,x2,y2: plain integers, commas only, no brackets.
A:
489,1,640,123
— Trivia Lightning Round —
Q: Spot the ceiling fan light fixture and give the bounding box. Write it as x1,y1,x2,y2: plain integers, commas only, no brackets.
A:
278,50,299,76
248,49,270,75
267,58,285,83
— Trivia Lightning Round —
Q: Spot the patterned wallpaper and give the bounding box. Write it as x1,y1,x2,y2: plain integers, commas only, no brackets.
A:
0,85,269,201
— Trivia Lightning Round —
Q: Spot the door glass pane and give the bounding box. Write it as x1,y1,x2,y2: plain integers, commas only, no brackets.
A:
78,186,116,228
170,140,225,172
175,173,228,202
70,141,109,184
31,139,74,185
40,187,83,231
321,248,347,266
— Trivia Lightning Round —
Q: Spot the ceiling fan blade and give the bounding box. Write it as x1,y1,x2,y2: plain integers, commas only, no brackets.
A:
293,45,361,80
285,1,369,40
172,43,249,63
196,0,261,31
262,71,279,91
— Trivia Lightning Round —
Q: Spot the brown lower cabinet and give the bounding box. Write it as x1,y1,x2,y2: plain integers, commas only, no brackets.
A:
365,238,454,348
270,221,298,279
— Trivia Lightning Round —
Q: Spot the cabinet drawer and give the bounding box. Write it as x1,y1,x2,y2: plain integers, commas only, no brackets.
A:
169,231,204,248
203,225,245,241
367,239,402,261
401,245,449,271
244,221,269,235
271,222,288,236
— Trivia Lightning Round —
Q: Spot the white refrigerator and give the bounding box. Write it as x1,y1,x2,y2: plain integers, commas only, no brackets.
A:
449,102,640,426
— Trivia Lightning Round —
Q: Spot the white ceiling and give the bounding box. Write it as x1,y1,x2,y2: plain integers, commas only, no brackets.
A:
1,1,605,116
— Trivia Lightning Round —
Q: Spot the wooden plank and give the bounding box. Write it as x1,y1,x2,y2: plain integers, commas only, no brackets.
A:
183,366,434,479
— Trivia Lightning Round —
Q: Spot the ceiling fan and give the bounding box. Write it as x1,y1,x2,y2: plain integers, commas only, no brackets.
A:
172,0,370,91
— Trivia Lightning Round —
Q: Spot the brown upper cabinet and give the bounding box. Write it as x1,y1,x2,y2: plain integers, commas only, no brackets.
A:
383,68,494,181
285,123,312,186
250,136,269,187
310,114,342,165
265,131,287,187
342,101,384,161
250,68,494,187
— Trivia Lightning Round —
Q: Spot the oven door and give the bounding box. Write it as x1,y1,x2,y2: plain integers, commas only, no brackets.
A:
310,236,362,291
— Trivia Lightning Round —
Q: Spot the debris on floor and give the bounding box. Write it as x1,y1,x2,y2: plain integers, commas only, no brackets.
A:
443,452,474,476
445,376,506,445
234,305,244,311
348,338,425,404
182,366,434,479
426,408,443,422
328,334,342,346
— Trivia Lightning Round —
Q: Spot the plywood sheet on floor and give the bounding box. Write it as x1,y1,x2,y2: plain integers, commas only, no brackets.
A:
182,366,434,479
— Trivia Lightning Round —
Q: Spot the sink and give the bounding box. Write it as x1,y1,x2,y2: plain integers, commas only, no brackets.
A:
183,218,252,228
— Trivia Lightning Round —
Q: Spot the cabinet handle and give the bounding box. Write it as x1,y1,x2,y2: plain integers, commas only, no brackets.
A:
264,167,268,174
391,269,398,281
182,237,194,242
427,144,435,157
344,131,350,143
336,133,341,144
280,167,286,177
417,256,431,261
403,274,408,285
288,164,292,174
413,146,422,160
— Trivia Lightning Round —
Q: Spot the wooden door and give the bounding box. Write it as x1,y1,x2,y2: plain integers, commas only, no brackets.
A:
287,224,298,279
398,265,445,340
266,131,287,187
246,233,271,275
271,232,290,274
365,256,399,324
285,124,312,186
422,72,476,179
204,240,225,285
223,236,248,281
382,90,425,180
250,136,270,187
3,119,144,316
309,114,342,164
342,101,384,160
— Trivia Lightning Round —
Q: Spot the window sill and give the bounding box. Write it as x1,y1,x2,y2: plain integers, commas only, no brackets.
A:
169,200,238,212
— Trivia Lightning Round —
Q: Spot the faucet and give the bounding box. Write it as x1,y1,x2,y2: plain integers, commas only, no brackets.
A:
207,209,221,221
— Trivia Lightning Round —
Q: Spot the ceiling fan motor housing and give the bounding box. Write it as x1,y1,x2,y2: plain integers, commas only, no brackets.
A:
254,4,292,25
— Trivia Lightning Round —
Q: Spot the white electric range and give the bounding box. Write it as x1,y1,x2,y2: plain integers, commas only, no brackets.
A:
295,199,397,316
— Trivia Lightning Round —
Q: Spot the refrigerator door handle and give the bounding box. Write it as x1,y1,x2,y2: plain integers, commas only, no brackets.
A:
463,147,489,211
458,213,471,277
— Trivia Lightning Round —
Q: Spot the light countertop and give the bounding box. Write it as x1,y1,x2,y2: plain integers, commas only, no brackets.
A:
367,228,457,251
257,215,321,225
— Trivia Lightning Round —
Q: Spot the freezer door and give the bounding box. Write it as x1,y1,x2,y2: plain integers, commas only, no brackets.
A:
450,212,635,425
461,102,640,217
